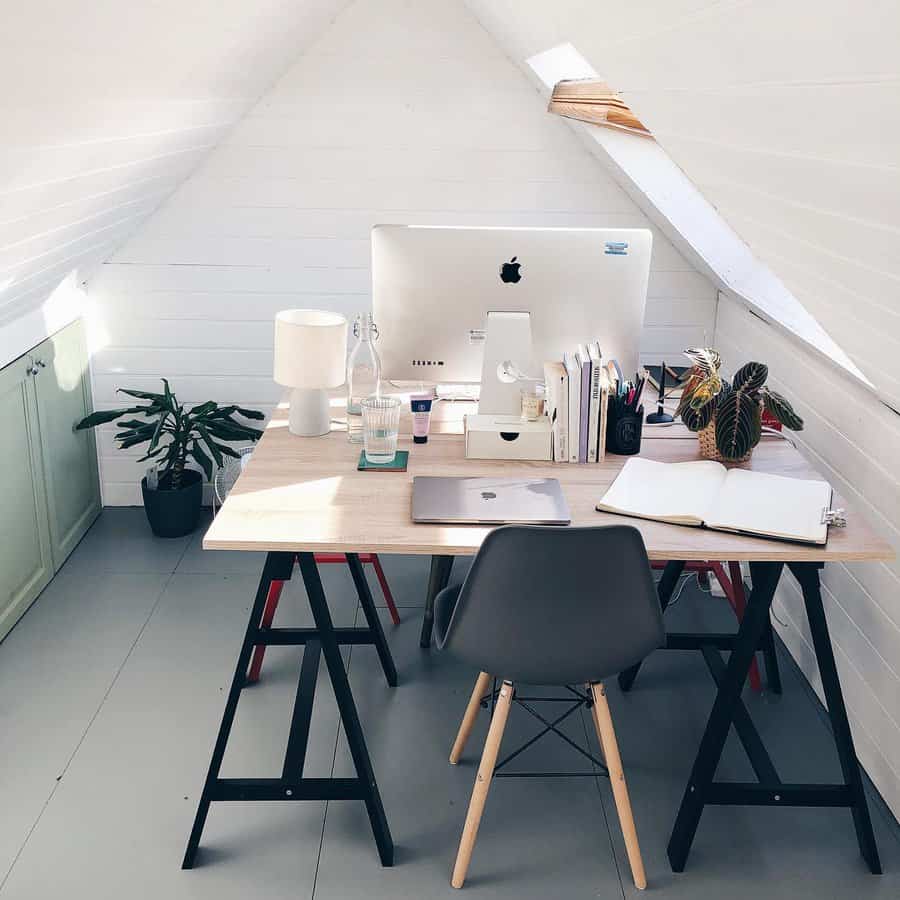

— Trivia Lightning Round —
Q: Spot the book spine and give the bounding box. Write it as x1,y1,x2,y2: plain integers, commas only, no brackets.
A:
588,353,601,463
559,365,569,463
598,377,609,461
579,359,590,463
564,354,580,463
543,363,564,462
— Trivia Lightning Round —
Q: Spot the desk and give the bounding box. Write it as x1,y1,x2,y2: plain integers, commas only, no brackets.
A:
185,398,893,874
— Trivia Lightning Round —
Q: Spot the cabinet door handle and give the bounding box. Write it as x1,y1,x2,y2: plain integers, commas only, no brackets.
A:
27,364,40,376
36,359,47,369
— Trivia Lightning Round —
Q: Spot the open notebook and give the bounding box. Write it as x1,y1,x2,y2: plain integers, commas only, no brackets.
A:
596,458,834,544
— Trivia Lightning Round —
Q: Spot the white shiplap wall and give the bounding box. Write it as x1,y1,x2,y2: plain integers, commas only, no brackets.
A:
717,294,900,817
87,0,717,505
464,0,900,408
0,0,350,352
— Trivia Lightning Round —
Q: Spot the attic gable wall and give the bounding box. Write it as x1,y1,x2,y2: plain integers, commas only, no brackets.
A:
87,0,718,505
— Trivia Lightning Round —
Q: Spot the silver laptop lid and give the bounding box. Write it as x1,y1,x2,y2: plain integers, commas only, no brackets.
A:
412,476,571,526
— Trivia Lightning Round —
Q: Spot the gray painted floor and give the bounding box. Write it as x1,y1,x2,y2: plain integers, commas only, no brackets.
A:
0,508,898,899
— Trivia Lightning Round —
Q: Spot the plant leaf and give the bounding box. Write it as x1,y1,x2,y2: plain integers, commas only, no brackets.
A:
148,410,169,452
117,388,166,403
715,390,761,461
195,424,223,466
205,420,264,442
75,408,132,429
191,441,213,482
682,347,721,376
235,406,265,420
680,398,715,432
118,433,153,450
215,443,241,459
189,400,217,418
732,361,768,393
137,445,169,462
762,388,804,431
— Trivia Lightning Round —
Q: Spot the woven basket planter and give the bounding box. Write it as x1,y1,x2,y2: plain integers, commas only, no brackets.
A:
697,417,752,463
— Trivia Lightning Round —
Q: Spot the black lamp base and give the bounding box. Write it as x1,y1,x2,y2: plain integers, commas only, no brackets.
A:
646,410,674,424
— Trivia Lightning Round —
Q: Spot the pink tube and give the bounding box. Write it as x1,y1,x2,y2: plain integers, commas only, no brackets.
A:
410,392,434,444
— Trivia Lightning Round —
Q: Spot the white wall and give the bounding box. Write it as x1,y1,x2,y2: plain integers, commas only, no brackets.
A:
464,0,900,409
0,0,350,359
87,0,718,505
717,294,900,817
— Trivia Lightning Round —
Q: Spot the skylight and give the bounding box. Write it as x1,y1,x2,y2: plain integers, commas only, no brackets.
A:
526,44,870,389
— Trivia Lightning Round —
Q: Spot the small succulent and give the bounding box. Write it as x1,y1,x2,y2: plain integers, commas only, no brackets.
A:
676,348,803,461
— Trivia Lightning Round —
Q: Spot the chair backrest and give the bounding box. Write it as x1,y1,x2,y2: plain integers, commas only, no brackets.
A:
438,524,663,685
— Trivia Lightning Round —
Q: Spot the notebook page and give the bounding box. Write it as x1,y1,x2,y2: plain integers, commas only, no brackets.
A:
706,468,831,544
596,458,727,526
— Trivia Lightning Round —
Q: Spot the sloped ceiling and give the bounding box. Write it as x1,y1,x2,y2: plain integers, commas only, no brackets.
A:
0,0,350,326
465,0,900,408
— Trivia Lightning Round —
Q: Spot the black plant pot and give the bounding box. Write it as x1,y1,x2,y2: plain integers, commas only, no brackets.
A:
141,469,203,538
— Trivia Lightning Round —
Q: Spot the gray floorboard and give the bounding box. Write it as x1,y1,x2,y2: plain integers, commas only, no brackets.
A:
1,509,898,899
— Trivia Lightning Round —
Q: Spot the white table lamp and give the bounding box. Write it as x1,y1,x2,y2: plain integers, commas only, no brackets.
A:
274,309,348,436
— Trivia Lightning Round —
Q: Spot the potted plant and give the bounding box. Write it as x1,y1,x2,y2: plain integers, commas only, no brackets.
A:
676,348,804,462
76,379,265,537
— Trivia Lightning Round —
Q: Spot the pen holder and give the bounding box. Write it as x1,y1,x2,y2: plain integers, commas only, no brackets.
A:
606,401,644,455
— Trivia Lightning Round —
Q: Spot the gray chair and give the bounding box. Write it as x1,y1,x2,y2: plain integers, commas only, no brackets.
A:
435,524,664,890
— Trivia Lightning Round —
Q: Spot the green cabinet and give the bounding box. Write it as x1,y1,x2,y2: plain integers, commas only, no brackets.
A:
0,320,101,641
33,321,101,569
0,355,54,641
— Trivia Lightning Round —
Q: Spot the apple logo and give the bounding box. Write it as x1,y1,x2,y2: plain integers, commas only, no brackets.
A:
480,491,497,500
499,256,521,284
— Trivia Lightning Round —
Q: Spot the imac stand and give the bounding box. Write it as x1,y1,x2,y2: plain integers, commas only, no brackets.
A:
478,311,536,416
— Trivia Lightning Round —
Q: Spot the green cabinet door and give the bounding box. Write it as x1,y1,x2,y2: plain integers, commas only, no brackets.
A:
0,355,53,641
32,320,101,570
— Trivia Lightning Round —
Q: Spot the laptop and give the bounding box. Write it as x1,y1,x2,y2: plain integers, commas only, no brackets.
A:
412,476,571,525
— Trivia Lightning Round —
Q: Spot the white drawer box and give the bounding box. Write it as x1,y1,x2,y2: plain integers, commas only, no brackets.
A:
464,414,552,461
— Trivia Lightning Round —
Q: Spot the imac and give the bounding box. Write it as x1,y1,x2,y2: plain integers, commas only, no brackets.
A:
371,225,652,398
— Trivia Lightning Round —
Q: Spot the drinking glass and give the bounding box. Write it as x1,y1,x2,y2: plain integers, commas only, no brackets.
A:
361,397,401,464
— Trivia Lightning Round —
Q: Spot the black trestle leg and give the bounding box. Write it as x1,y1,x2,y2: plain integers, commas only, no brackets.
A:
345,552,397,687
420,554,454,649
789,562,881,874
297,552,394,866
182,551,295,869
667,560,783,872
618,559,685,691
760,614,783,694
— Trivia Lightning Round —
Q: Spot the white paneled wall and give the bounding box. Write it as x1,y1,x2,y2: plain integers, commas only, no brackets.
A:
717,294,900,817
88,0,717,505
464,0,900,408
0,0,350,348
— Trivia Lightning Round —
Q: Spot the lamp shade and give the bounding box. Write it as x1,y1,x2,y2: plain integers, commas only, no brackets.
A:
273,309,348,389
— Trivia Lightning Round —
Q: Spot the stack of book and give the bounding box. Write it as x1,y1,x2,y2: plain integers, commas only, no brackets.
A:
543,342,612,464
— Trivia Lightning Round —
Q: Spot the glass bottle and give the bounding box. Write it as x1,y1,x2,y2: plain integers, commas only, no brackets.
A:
346,313,382,443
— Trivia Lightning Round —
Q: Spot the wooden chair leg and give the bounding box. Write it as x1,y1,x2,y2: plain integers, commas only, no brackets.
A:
451,680,514,889
246,580,284,684
370,554,401,625
590,682,647,891
450,672,492,764
588,696,606,766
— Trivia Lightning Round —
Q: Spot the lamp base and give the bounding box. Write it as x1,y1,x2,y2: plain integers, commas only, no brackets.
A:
288,387,332,436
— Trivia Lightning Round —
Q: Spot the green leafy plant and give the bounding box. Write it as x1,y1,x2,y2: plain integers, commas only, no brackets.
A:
676,349,803,461
76,379,265,489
